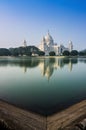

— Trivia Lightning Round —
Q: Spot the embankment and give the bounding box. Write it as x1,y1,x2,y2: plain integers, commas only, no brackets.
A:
0,100,86,130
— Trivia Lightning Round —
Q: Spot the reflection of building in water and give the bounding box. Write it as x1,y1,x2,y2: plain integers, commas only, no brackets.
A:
68,61,73,72
22,66,27,73
38,58,74,79
38,58,62,80
38,59,53,80
38,31,73,55
21,58,73,76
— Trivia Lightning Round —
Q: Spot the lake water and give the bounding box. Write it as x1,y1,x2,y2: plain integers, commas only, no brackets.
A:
0,57,86,115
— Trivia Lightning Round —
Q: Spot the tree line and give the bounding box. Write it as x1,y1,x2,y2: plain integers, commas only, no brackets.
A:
0,46,45,56
49,50,86,56
62,50,86,56
0,46,86,56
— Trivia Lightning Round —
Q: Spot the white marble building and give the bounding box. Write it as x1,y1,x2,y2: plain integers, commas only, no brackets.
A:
22,40,27,47
38,32,73,55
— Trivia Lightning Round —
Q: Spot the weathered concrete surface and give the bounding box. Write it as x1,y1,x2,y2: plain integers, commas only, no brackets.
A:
0,100,86,130
47,100,86,130
0,100,46,130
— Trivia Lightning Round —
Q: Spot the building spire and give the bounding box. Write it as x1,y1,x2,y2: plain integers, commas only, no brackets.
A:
23,39,27,47
48,30,50,35
42,36,45,43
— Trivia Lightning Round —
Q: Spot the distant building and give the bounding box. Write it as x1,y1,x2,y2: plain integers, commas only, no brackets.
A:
38,32,73,55
22,40,27,47
68,40,73,52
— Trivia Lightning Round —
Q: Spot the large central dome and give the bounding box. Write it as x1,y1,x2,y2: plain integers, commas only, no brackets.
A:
45,32,54,45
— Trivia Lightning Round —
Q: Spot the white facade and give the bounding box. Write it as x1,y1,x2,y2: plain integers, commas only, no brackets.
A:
22,40,27,47
68,40,73,52
38,32,73,55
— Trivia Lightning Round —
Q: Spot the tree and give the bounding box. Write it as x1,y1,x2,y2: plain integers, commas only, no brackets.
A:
38,51,45,56
70,50,78,56
0,48,11,56
26,51,32,56
62,50,70,56
9,46,40,56
79,51,85,56
9,48,19,56
79,49,86,56
49,51,56,56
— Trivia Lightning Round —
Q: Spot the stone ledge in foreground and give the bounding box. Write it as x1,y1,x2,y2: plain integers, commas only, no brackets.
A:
0,100,86,130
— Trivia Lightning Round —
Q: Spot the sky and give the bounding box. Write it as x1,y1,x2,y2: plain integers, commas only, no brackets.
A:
0,0,86,51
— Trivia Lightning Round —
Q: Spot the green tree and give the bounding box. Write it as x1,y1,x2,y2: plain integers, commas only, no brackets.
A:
49,51,56,56
9,48,14,56
9,48,19,56
62,50,70,56
79,51,85,56
79,49,86,56
70,50,78,56
0,48,11,56
9,46,41,56
38,51,45,56
26,51,32,56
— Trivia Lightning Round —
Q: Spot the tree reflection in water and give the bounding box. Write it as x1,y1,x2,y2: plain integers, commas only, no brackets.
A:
0,57,79,77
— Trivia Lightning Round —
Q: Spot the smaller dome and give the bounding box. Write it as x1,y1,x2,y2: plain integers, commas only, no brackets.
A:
22,40,27,47
69,40,72,44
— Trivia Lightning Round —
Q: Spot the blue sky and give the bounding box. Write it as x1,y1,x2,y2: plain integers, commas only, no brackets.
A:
0,0,86,50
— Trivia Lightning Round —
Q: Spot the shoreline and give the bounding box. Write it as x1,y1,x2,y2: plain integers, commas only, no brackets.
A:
0,100,86,130
0,55,86,58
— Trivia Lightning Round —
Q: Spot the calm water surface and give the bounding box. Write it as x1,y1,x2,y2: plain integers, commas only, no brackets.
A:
0,57,86,115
